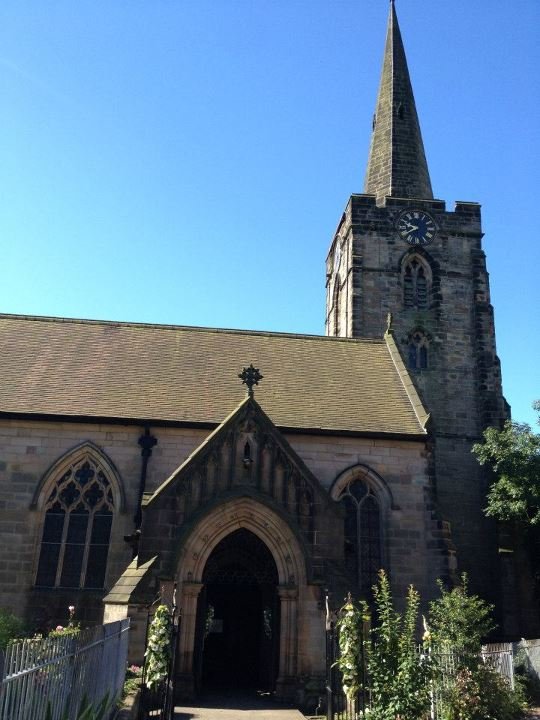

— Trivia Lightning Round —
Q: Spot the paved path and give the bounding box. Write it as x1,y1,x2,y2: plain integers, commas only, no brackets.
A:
174,693,305,720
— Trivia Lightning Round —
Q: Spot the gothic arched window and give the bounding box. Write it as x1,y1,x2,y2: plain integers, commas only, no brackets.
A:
402,256,431,309
333,283,341,336
339,480,382,596
407,330,429,370
35,454,115,589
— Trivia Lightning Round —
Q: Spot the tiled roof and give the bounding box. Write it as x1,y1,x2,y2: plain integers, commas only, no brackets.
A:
0,314,427,436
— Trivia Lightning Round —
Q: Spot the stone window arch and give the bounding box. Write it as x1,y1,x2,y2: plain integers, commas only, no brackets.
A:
330,466,391,597
407,329,430,370
333,282,341,336
402,254,431,309
34,443,122,590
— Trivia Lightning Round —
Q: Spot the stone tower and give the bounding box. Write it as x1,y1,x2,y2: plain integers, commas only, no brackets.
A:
325,1,507,602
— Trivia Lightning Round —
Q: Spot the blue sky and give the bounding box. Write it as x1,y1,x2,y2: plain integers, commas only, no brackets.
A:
0,0,538,426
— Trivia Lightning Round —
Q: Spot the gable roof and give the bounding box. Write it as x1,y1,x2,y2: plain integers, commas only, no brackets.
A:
0,313,428,437
144,394,337,508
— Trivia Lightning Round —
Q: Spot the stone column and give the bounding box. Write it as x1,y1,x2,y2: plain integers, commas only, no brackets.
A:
176,581,203,699
276,585,298,701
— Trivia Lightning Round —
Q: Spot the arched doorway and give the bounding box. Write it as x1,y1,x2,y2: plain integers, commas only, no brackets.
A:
175,497,306,700
195,529,279,691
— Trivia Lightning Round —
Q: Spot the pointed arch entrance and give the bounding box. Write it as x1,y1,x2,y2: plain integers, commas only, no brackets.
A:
197,529,279,690
174,497,307,700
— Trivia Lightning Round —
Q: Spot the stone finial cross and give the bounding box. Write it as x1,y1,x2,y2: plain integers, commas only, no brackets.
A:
239,364,263,397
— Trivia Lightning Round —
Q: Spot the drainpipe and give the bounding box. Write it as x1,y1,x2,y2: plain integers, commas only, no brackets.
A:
135,427,158,529
124,427,157,558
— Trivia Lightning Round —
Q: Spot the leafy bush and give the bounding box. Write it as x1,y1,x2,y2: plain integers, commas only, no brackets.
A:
429,575,526,720
123,664,142,696
48,605,80,639
429,574,494,661
0,608,25,649
366,570,432,720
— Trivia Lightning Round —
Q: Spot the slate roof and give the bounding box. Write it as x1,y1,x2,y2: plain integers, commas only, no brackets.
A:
0,313,428,436
102,556,157,605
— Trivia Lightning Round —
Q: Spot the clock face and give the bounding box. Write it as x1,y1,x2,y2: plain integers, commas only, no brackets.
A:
396,210,437,246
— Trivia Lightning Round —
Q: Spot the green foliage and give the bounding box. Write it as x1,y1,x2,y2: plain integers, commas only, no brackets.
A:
123,664,142,697
48,605,80,639
0,608,25,649
429,574,494,659
45,692,112,720
366,570,432,720
48,624,80,639
429,576,525,720
334,596,370,699
144,604,172,690
472,406,540,526
436,665,526,720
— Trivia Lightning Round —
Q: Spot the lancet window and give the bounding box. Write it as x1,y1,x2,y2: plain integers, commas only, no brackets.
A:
407,330,429,370
35,456,115,589
338,479,382,596
402,255,430,309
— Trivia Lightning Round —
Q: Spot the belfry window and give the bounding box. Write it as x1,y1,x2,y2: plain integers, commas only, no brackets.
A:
339,480,382,596
407,331,429,370
35,457,114,589
403,256,430,309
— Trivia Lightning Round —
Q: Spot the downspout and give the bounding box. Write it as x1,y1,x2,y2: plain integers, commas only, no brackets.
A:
125,426,158,558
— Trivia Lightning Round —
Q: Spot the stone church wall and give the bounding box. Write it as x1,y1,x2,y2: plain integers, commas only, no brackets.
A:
0,417,447,630
288,433,449,603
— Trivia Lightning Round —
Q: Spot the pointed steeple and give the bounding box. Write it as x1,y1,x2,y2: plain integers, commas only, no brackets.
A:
364,1,433,201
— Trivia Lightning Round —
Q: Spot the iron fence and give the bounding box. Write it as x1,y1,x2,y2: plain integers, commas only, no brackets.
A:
0,619,129,720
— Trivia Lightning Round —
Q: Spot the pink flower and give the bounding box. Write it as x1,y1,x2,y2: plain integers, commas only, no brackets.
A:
56,625,64,631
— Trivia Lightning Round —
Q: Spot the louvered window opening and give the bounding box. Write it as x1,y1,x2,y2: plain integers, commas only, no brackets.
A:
403,259,429,309
340,480,382,597
36,459,114,590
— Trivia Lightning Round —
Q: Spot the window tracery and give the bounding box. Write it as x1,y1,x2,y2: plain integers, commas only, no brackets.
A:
402,255,431,309
338,479,382,596
35,456,114,589
407,330,429,370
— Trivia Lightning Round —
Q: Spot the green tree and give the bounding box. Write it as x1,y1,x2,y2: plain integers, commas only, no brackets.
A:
428,574,494,661
472,402,540,526
428,575,525,720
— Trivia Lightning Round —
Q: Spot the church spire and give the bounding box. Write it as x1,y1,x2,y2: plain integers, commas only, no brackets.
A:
364,1,433,201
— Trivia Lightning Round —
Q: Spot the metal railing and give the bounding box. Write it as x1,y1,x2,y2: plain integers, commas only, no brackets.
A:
0,619,130,720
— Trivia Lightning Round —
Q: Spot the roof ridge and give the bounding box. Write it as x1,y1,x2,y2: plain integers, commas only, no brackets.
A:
0,312,385,345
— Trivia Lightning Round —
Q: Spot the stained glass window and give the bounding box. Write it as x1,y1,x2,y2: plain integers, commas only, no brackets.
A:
339,480,382,596
36,458,114,589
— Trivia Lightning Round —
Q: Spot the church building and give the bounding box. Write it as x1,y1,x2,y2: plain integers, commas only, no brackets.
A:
0,1,529,702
